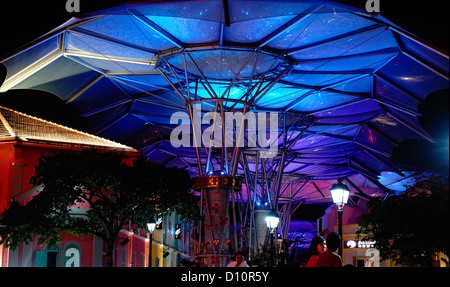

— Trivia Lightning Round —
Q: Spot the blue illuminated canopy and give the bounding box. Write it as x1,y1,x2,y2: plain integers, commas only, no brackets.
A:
0,0,448,205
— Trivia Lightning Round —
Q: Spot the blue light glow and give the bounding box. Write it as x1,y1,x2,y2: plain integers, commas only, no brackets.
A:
2,0,447,194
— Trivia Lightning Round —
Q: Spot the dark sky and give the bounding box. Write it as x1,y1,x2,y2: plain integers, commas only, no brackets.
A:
0,0,448,57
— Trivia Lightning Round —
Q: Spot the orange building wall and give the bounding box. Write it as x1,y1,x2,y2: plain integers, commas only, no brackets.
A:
1,142,81,212
0,144,14,213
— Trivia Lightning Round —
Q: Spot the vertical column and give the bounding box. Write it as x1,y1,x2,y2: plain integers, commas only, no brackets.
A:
193,175,241,266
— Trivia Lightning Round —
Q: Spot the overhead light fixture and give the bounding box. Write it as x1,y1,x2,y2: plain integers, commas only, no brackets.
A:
331,178,350,211
265,211,280,267
264,211,280,233
330,178,350,259
147,220,157,234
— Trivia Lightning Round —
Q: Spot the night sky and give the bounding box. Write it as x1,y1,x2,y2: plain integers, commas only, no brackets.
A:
0,1,448,56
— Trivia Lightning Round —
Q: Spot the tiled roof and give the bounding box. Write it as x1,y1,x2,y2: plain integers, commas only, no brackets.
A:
0,106,137,152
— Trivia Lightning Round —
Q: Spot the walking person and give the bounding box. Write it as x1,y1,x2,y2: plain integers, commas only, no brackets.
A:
316,232,343,267
306,236,326,267
227,251,249,267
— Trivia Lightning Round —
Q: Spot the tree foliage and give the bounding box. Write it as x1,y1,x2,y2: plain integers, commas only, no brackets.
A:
0,149,201,266
356,171,449,267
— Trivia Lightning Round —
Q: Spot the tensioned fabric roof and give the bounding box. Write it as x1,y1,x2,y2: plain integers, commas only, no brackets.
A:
0,0,448,206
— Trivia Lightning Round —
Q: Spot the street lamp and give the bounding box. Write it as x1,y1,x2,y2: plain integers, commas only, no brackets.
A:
330,178,350,258
265,211,280,267
147,220,156,267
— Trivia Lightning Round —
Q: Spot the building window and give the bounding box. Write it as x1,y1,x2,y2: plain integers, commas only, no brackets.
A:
120,247,127,267
140,253,145,267
131,250,137,267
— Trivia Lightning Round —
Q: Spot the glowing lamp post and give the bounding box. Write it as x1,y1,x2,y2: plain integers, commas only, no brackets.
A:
265,211,280,267
147,220,156,267
331,178,350,211
330,178,350,258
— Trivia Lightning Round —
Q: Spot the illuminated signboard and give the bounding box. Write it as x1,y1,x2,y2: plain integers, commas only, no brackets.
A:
345,240,376,249
193,175,242,190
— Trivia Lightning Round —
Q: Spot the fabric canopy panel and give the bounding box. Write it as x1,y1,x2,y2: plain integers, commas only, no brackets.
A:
1,0,448,205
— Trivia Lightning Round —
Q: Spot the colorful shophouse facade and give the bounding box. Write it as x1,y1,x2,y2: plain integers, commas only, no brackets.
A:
318,203,448,267
317,204,398,267
0,106,194,267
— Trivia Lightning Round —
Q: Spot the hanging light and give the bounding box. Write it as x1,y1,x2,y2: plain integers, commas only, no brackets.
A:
265,211,280,233
331,178,350,211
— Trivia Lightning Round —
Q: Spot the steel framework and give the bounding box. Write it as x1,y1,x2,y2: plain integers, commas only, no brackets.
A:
0,0,448,266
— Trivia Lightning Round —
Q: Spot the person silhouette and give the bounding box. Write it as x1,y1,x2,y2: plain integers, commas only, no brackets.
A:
316,232,343,267
226,251,249,267
306,236,326,267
